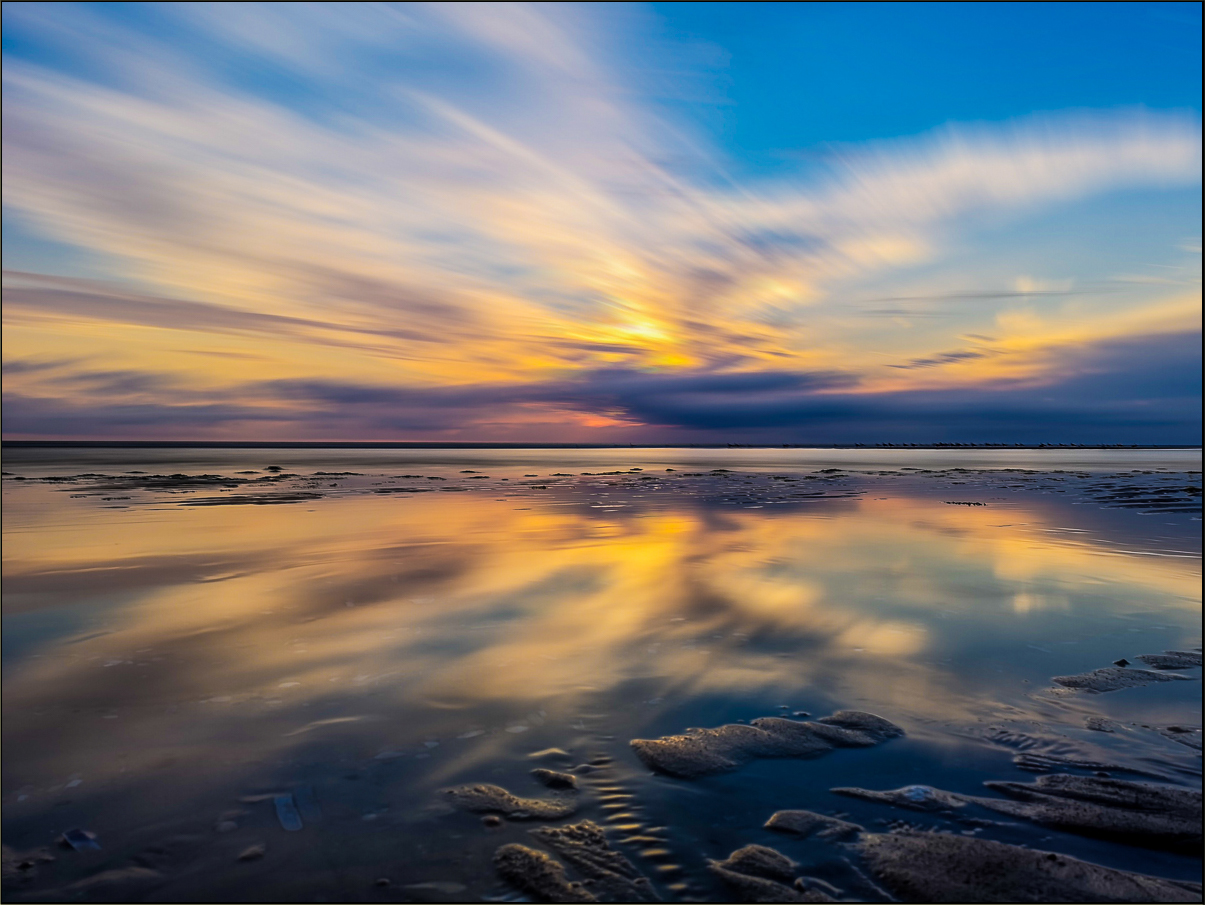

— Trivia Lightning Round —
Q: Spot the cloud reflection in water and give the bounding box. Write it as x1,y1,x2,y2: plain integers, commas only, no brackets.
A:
4,483,1199,797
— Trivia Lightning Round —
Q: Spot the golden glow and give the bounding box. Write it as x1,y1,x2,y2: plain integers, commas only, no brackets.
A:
5,486,1198,736
4,53,1200,439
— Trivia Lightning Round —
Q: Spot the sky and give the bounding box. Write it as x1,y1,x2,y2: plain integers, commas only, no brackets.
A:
2,1,1201,444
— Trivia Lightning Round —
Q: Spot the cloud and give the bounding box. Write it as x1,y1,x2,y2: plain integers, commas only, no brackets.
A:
1,356,86,375
43,368,186,397
0,395,296,436
1,3,1200,439
5,331,1196,444
2,271,466,353
859,287,1120,304
888,349,992,370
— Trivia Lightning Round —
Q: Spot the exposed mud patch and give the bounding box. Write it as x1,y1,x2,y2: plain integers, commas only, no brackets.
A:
978,774,1203,853
442,783,577,819
1157,726,1204,750
178,492,325,506
764,810,863,840
630,711,903,778
1051,666,1191,693
713,844,797,883
708,845,834,903
528,821,659,902
1138,651,1203,670
832,784,967,813
858,831,1202,903
836,774,1202,854
493,844,596,902
532,768,579,790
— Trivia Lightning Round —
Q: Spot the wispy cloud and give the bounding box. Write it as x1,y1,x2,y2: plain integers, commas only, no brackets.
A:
2,3,1201,440
888,349,993,370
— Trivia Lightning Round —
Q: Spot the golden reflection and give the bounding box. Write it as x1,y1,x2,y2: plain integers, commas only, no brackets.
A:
2,484,1200,794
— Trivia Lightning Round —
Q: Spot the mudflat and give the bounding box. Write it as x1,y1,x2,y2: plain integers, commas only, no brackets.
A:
2,448,1200,902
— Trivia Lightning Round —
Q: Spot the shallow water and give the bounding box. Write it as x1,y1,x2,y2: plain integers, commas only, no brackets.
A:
2,448,1201,902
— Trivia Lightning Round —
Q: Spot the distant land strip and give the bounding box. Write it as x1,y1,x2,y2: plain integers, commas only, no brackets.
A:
2,441,1200,450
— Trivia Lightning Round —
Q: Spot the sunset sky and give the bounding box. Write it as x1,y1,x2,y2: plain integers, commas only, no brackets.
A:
2,1,1201,444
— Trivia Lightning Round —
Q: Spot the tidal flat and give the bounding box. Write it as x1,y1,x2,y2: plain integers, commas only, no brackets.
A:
2,448,1201,903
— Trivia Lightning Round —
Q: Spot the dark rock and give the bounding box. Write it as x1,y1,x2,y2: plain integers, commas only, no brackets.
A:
858,831,1200,902
1113,658,1130,667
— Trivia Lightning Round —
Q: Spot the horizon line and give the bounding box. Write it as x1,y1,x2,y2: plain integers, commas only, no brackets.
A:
3,441,1201,451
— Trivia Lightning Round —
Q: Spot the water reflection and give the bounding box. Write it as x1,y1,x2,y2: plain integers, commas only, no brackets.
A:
5,488,1199,743
2,460,1200,898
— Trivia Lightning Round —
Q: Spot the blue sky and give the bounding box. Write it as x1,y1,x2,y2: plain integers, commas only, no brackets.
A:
2,2,1201,443
651,3,1201,164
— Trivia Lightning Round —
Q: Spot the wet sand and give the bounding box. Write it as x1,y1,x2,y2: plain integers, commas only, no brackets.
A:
1,449,1200,902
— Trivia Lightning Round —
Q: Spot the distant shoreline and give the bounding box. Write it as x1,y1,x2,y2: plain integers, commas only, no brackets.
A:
2,441,1200,451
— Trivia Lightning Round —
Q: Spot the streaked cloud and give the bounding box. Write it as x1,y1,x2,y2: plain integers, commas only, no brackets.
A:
2,2,1201,440
5,328,1198,444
